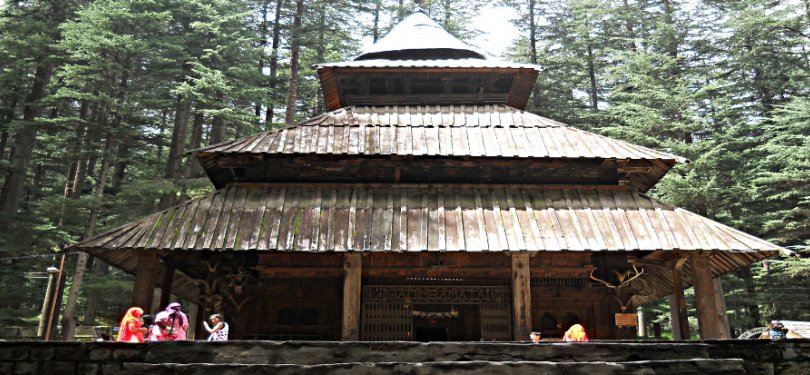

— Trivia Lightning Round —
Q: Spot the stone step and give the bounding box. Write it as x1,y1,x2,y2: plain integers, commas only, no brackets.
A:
123,358,747,375
142,341,712,365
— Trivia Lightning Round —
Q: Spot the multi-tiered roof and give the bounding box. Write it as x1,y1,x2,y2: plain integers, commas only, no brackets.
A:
72,11,781,305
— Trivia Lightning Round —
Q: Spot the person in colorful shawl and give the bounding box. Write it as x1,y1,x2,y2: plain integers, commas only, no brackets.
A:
563,324,589,342
116,307,147,343
154,302,189,341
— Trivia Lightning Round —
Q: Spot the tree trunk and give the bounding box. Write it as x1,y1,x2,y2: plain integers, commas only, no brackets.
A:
284,0,304,126
315,6,326,114
265,0,285,128
82,258,108,325
187,108,205,170
736,266,761,327
528,0,542,110
372,0,381,42
586,41,598,110
256,0,271,118
110,140,130,195
63,101,89,199
180,106,206,201
622,0,637,51
209,97,226,145
158,94,191,209
0,83,23,160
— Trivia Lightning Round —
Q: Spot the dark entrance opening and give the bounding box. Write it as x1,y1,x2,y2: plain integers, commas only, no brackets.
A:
415,326,448,341
412,304,480,341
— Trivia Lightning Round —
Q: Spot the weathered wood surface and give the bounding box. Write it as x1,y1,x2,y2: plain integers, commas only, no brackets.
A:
74,183,780,306
131,253,160,312
511,253,532,341
197,105,683,162
77,184,780,255
691,253,729,339
342,253,362,340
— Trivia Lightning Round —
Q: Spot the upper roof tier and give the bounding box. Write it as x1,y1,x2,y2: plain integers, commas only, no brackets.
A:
315,11,542,111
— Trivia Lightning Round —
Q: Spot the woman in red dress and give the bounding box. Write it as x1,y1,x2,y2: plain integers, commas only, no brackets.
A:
116,307,148,342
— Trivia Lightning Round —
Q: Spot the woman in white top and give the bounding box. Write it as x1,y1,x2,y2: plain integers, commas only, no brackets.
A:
203,313,229,341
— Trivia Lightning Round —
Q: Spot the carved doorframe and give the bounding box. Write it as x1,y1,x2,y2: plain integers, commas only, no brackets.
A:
360,278,511,341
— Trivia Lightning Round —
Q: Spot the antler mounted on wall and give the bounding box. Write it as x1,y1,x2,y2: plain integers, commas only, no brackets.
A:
589,264,645,289
223,267,256,313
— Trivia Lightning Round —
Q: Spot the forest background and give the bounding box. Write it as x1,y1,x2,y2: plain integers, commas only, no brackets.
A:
0,0,807,340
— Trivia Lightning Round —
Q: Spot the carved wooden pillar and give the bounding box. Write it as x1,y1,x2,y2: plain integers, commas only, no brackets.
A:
511,253,532,341
159,260,175,310
132,253,159,312
670,257,690,340
691,253,726,339
342,252,362,341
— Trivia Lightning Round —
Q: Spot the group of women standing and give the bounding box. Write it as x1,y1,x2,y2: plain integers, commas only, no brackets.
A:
115,302,228,343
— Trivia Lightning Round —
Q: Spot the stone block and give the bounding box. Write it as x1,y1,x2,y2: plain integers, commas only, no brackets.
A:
77,362,99,375
88,348,112,361
0,361,13,374
54,345,84,360
41,360,77,375
112,347,145,361
122,363,174,375
28,346,55,361
100,363,126,375
0,345,29,360
12,361,38,375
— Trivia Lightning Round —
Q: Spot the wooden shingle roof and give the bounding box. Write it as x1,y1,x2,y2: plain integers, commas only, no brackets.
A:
76,184,779,254
197,105,685,161
71,183,781,304
196,105,684,191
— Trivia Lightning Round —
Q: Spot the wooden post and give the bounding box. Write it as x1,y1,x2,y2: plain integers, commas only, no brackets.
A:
159,261,176,310
132,253,159,312
713,277,731,339
191,303,202,340
342,252,362,340
691,253,725,339
670,257,690,340
511,253,531,341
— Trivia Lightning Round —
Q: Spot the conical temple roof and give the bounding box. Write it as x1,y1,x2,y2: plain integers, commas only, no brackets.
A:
315,11,541,110
355,10,486,61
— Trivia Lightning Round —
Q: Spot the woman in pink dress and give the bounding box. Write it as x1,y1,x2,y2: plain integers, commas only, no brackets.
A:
154,302,189,340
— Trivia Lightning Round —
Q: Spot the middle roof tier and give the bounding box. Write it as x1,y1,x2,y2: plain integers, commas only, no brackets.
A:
194,105,686,191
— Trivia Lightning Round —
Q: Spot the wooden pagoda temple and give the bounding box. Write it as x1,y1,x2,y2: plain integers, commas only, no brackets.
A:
71,10,783,341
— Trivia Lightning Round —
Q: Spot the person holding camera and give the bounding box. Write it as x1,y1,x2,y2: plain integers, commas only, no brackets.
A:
203,313,229,341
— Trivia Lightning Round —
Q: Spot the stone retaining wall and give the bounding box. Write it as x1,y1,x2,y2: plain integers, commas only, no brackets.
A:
0,340,808,375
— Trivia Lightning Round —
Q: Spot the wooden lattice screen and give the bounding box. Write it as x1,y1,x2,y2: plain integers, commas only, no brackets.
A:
361,278,511,341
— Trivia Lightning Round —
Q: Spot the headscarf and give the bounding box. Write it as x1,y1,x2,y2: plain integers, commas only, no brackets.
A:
116,307,144,342
563,324,589,342
163,302,186,327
